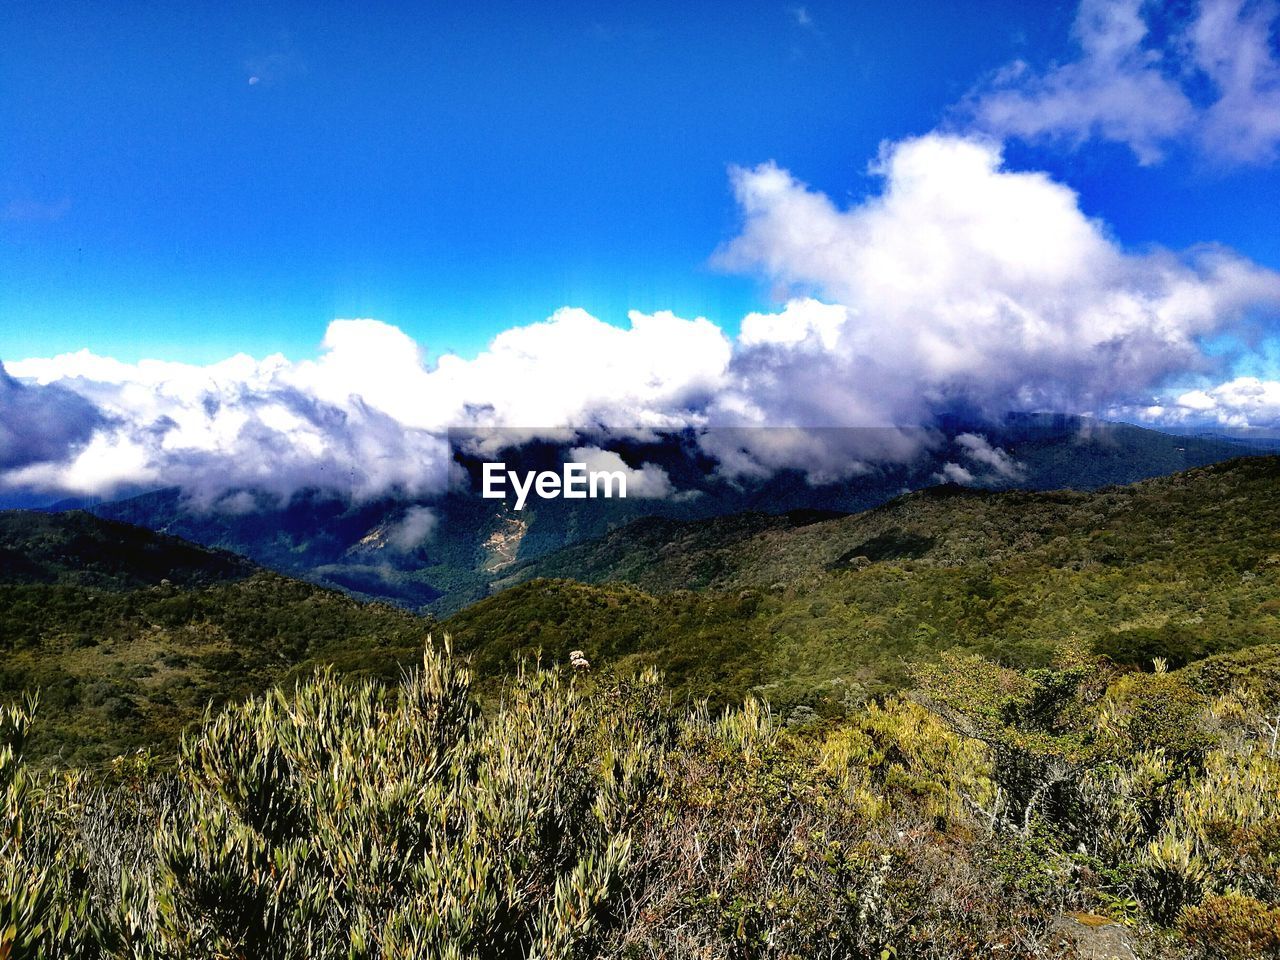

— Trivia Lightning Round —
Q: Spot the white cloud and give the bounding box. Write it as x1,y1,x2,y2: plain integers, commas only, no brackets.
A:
6,344,448,503
716,135,1280,430
1135,376,1280,428
1190,0,1280,165
425,308,731,431
968,0,1192,164
387,506,440,552
269,309,730,435
934,434,1024,487
568,446,675,499
5,133,1280,502
936,462,977,485
2,308,729,501
955,432,1026,480
738,299,847,352
967,0,1280,166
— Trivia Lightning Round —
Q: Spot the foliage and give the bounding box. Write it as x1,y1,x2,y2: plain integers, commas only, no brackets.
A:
0,513,431,762
454,458,1280,715
3,643,1279,957
6,643,671,958
11,458,1280,764
1180,893,1280,958
5,459,1280,955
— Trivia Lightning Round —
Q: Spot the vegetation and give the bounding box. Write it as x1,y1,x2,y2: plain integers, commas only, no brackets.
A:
4,642,1280,957
9,457,1280,761
5,458,1280,954
0,510,254,590
0,512,430,764
455,457,1280,716
88,420,1270,616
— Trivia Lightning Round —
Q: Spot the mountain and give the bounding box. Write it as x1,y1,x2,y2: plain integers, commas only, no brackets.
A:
83,417,1272,614
0,510,431,763
444,456,1280,714
499,451,1280,593
6,468,1280,957
0,508,254,589
7,455,1280,761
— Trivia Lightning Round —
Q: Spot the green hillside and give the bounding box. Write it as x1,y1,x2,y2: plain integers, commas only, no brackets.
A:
449,456,1280,715
9,459,1279,763
0,511,431,763
4,464,1280,955
82,419,1270,616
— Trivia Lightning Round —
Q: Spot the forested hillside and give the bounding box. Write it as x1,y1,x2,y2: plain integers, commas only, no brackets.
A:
452,457,1280,715
8,458,1280,764
0,511,430,763
81,419,1270,615
4,461,1280,955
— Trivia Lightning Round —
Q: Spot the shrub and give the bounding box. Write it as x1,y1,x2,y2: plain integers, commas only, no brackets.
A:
2,644,1278,958
1180,893,1280,959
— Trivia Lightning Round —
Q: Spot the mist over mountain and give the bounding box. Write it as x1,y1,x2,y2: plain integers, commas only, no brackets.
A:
71,415,1273,614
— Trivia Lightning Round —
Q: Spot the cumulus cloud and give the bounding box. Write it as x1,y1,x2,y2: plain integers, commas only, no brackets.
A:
716,135,1280,426
966,0,1280,166
2,309,728,502
5,134,1280,502
696,426,930,486
4,347,450,504
423,309,730,431
1134,376,1280,428
936,433,1027,486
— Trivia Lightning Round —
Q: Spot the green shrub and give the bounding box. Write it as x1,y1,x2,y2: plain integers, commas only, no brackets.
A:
2,643,1279,958
1180,893,1280,959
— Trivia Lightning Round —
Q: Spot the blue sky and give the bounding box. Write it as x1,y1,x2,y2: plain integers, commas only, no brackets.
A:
5,0,1280,502
8,0,1275,364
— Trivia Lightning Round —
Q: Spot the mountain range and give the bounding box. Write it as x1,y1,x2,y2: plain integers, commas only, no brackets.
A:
5,451,1279,761
71,416,1277,615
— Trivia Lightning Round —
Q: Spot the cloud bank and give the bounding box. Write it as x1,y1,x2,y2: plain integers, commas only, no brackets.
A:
1136,376,1280,429
5,129,1280,503
6,0,1280,503
3,309,730,503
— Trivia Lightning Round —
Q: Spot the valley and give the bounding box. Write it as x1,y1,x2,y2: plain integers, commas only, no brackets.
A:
6,455,1280,761
77,417,1273,616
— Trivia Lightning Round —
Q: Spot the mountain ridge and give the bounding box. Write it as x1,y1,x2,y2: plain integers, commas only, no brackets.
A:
75,417,1276,614
445,455,1280,713
0,510,431,763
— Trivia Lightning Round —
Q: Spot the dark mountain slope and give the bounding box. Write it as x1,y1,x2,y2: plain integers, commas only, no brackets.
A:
0,511,431,763
0,509,253,589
